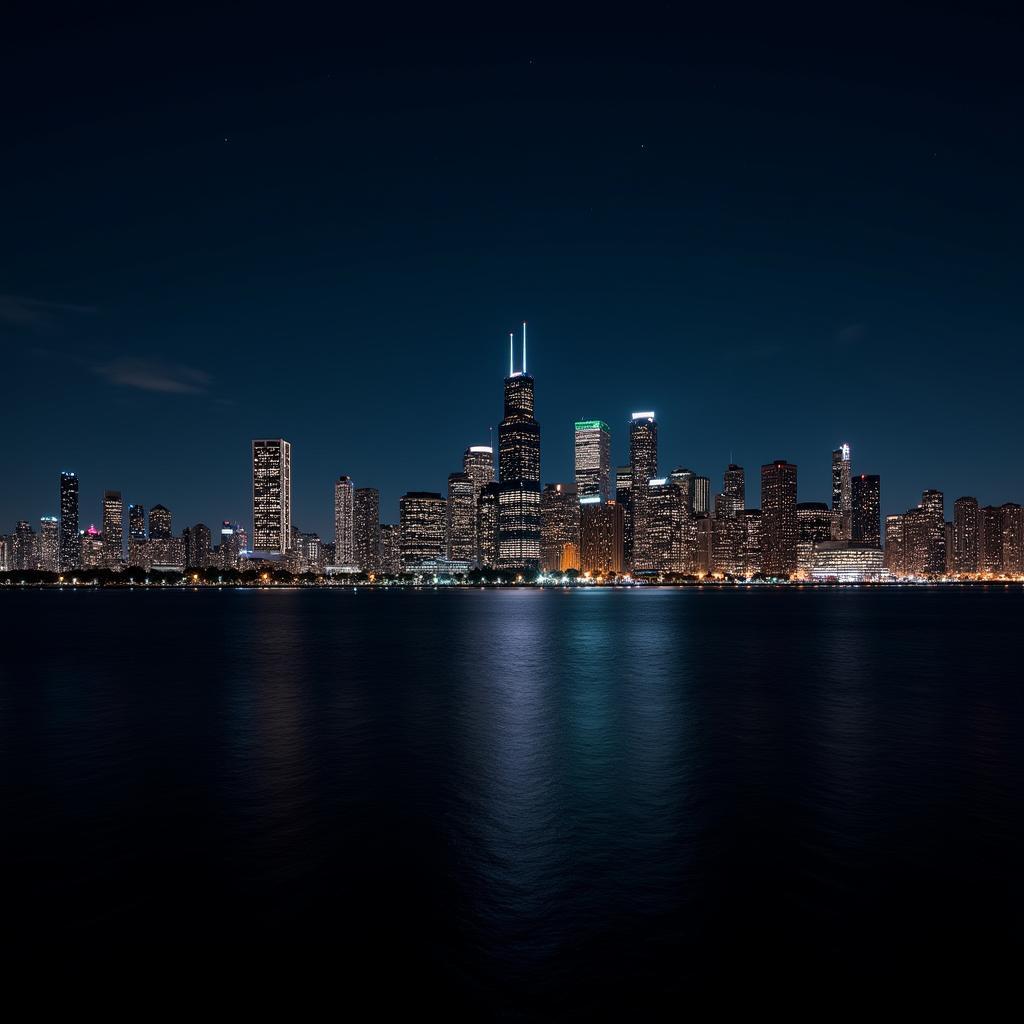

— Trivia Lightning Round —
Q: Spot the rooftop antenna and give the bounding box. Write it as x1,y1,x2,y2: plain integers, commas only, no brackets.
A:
522,321,527,374
509,332,514,377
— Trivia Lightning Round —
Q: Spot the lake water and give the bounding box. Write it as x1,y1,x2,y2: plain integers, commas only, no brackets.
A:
2,587,1022,1011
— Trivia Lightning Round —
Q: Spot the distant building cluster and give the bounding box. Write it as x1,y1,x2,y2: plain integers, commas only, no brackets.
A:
3,327,1022,583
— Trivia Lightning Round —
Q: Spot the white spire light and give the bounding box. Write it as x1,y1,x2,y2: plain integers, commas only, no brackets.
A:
522,321,527,374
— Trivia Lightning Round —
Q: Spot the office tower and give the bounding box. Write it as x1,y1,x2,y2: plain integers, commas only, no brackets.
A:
185,523,213,569
646,478,687,573
574,420,611,501
628,412,658,570
129,504,147,541
797,502,833,543
723,465,745,516
12,521,35,571
579,497,625,575
59,471,80,572
0,536,8,572
692,476,710,516
295,532,323,572
952,497,979,575
851,474,881,546
463,445,495,495
477,481,500,568
80,525,104,568
102,490,124,568
378,523,401,575
760,460,798,578
884,514,906,576
149,504,171,539
920,489,945,576
615,465,633,566
832,444,853,540
944,521,955,574
252,438,292,554
1001,503,1024,575
334,475,355,566
540,483,580,572
400,492,446,567
220,521,243,570
35,517,58,572
978,506,1002,574
739,508,762,577
712,514,744,577
498,326,542,569
353,487,381,574
668,468,695,508
447,473,477,563
902,506,932,577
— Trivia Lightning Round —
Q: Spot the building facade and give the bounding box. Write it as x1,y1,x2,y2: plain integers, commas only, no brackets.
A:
760,460,798,578
540,483,580,572
832,443,852,540
353,487,380,574
851,474,881,546
252,438,292,554
400,492,446,568
628,412,658,571
447,472,477,563
574,420,611,501
334,475,355,566
59,471,79,572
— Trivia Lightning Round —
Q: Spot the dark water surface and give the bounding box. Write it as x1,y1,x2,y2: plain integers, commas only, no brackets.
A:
2,588,1022,1010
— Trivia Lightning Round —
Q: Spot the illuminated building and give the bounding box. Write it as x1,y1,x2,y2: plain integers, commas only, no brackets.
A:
810,542,889,582
540,483,580,572
851,474,881,546
334,475,355,566
35,517,57,573
739,508,762,577
498,325,541,569
149,535,185,572
978,506,1001,574
579,496,625,575
797,502,834,543
477,481,500,568
559,542,581,571
354,487,380,574
945,521,955,574
447,473,477,563
129,504,146,540
920,490,946,576
952,497,978,575
693,515,713,576
712,514,744,576
12,521,35,571
220,522,243,569
463,445,495,495
723,464,745,516
59,471,79,572
574,420,611,500
760,460,798,578
668,468,694,508
832,444,852,540
645,478,687,573
102,490,124,569
184,523,212,568
692,476,710,516
379,523,401,575
149,504,171,539
615,466,633,566
400,491,446,567
1001,503,1024,574
0,536,8,572
296,532,323,572
884,514,906,576
628,412,658,570
80,525,104,568
252,438,292,554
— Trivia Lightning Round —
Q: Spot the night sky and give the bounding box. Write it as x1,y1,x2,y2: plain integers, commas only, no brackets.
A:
3,5,1022,538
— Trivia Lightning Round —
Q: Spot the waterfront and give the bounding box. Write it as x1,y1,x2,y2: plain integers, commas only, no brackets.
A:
2,588,1022,1010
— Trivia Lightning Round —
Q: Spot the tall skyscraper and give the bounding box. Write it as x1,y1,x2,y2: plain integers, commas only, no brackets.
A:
102,490,124,568
59,471,79,572
252,439,292,554
574,420,611,501
463,445,495,496
760,460,798,578
378,524,401,575
646,478,687,573
628,412,658,570
723,465,745,516
952,497,979,575
400,492,446,567
797,502,834,543
353,487,381,574
12,521,35,571
220,521,243,570
851,474,881,546
37,517,59,572
692,476,710,516
498,325,541,569
149,504,171,539
832,444,853,540
334,476,355,566
579,497,625,575
540,483,580,571
920,489,945,576
615,465,633,567
477,481,500,568
1001,503,1024,575
185,523,213,569
129,504,147,541
446,473,477,563
979,505,1003,575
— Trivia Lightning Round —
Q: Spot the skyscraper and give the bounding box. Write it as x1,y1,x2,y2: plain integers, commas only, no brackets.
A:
579,497,625,575
723,465,745,516
540,483,580,572
447,472,477,563
574,420,611,501
185,523,213,569
851,474,881,546
1001,503,1024,575
12,521,35,571
498,325,541,569
59,471,79,572
378,523,401,575
37,517,59,572
129,504,147,541
760,460,798,578
979,505,1003,575
832,444,853,540
646,478,687,573
220,522,243,570
252,439,292,554
334,476,355,566
477,481,500,568
692,476,710,516
102,490,124,568
353,487,381,574
463,445,495,496
920,489,945,576
952,497,979,575
628,412,658,570
400,492,447,568
615,465,633,566
149,504,172,539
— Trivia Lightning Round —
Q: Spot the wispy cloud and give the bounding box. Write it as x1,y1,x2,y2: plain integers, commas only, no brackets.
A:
95,357,211,395
0,294,96,332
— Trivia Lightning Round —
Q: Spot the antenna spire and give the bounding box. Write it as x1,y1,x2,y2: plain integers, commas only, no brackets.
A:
509,332,514,377
522,321,527,374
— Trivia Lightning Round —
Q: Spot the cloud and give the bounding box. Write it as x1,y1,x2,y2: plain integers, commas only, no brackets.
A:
95,357,212,395
0,294,96,332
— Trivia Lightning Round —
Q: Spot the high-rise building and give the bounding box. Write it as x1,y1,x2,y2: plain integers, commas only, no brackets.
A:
628,412,658,570
1001,503,1024,575
646,478,687,573
498,326,541,569
399,492,446,568
477,481,500,568
723,465,745,516
129,504,147,541
149,504,171,539
952,497,979,575
12,521,35,571
711,514,744,577
34,517,57,573
574,420,611,501
739,508,762,577
832,444,853,540
692,476,710,516
102,490,124,569
920,489,945,576
353,487,380,574
760,460,798,578
334,476,355,566
978,506,1002,574
378,523,401,575
59,471,79,572
579,497,625,575
447,473,477,563
851,474,881,546
463,445,495,495
80,524,104,568
220,522,243,570
884,514,906,576
797,502,834,543
185,523,213,569
540,483,580,572
615,466,633,566
252,438,292,554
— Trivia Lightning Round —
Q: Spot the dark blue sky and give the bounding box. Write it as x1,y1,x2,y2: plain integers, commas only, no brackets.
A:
3,4,1022,537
